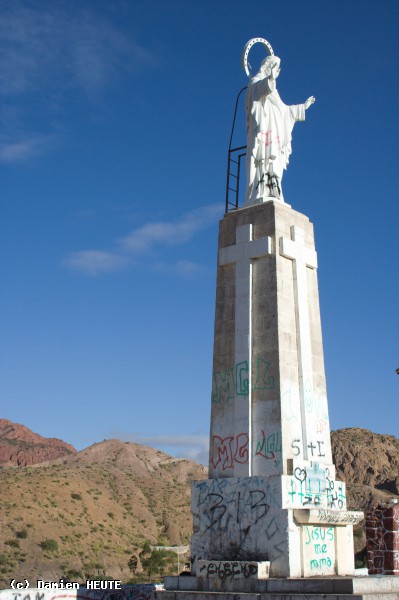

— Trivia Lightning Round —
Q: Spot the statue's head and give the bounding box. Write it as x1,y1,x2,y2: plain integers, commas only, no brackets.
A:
258,55,281,79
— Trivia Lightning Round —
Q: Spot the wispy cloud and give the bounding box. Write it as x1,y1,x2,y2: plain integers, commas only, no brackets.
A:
0,135,53,163
119,205,221,253
62,250,128,276
153,260,208,277
115,432,209,466
0,2,155,162
0,3,153,97
64,204,220,276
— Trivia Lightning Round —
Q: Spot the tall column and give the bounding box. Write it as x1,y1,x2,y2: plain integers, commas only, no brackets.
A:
192,200,362,578
209,201,332,479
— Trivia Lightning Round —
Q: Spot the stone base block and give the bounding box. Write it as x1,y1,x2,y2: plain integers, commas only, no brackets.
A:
191,477,361,578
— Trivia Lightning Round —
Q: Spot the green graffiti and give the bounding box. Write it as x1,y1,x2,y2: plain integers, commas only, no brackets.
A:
235,361,249,395
212,357,275,403
254,358,275,390
212,368,235,403
255,430,282,460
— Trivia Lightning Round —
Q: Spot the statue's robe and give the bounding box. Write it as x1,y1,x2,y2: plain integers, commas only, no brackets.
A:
245,75,305,205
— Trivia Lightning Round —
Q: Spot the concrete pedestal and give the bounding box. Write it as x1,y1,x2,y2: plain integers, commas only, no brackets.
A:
209,202,332,480
160,200,368,598
194,202,362,578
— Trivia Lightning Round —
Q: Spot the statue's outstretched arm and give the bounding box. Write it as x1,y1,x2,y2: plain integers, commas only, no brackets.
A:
304,96,316,110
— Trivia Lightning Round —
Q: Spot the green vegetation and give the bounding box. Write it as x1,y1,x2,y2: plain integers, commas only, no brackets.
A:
355,557,367,568
40,539,58,553
353,527,364,539
4,539,19,548
128,542,177,582
0,439,206,585
16,529,28,539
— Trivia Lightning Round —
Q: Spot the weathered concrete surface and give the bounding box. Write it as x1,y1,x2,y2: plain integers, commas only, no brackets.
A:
209,202,332,480
198,201,362,579
158,592,399,600
162,574,399,597
182,201,369,585
191,476,295,577
191,476,360,578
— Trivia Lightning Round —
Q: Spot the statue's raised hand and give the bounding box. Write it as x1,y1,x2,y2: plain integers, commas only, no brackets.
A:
304,96,315,110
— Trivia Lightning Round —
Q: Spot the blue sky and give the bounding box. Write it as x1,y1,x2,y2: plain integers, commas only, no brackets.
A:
1,0,398,465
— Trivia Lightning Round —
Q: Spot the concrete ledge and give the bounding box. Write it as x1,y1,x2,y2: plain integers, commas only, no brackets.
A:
294,509,364,526
164,577,198,591
163,575,399,595
157,593,399,600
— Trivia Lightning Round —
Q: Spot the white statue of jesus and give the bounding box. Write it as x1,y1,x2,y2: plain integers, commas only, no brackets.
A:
245,54,315,206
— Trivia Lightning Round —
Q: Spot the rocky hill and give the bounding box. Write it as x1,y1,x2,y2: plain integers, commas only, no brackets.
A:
0,423,398,585
0,419,77,466
0,436,206,586
332,427,399,509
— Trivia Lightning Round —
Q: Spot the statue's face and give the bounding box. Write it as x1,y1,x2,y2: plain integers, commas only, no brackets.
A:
273,60,281,78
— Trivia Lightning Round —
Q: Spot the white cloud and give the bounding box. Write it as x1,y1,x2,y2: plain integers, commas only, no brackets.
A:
0,136,52,163
63,250,128,276
0,3,154,97
64,204,220,276
119,205,221,253
0,2,155,161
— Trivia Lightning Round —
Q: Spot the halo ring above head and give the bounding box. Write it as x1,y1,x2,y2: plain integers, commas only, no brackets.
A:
242,38,274,77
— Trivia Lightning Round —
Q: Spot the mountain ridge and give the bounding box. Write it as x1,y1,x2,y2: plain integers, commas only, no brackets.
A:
0,428,206,585
0,418,77,466
0,420,398,585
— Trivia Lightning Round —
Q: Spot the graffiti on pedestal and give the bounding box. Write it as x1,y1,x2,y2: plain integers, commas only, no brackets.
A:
303,525,335,575
255,429,282,468
210,433,249,470
212,357,275,403
253,358,275,390
199,560,264,580
193,478,285,559
210,429,283,471
283,385,330,439
283,461,346,510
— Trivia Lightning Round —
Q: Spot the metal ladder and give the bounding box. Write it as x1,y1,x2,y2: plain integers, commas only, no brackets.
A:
225,86,247,213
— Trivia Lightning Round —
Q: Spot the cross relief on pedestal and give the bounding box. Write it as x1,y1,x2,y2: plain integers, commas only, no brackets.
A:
218,222,319,472
280,225,318,460
219,224,272,475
